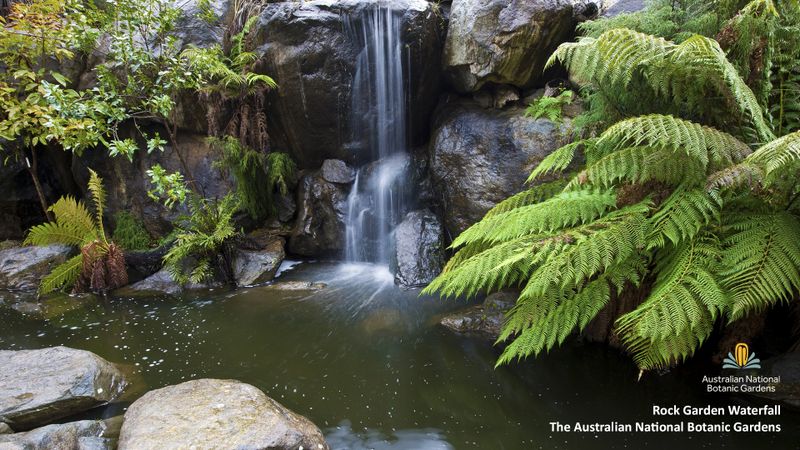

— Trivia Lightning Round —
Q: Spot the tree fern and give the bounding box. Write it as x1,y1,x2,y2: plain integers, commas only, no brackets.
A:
648,186,721,249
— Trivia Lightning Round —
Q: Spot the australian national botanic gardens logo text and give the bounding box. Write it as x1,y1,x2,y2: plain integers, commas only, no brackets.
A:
703,343,779,394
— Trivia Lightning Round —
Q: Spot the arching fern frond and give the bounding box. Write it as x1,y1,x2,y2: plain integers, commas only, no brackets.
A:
451,189,617,248
496,255,646,366
87,169,107,243
24,196,96,247
484,179,568,218
720,211,800,321
527,140,591,183
746,130,800,174
38,255,82,295
616,234,726,370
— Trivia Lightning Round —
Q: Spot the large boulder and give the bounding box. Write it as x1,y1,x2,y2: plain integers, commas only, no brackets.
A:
0,420,111,450
72,132,234,237
443,0,598,92
439,291,517,339
117,379,329,450
0,246,72,292
0,347,127,430
393,210,444,288
254,0,443,168
429,98,572,236
289,172,349,257
233,238,286,287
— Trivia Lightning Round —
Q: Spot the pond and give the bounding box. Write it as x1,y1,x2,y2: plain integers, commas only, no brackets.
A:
1,262,797,449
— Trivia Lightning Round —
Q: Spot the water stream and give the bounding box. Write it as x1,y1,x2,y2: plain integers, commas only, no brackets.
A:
1,262,797,449
344,6,410,265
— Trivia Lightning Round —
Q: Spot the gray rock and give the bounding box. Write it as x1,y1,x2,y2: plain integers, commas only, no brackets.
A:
122,269,221,296
0,420,107,450
493,85,520,109
0,246,72,292
0,423,11,435
439,291,517,339
289,172,349,257
0,347,126,430
117,379,329,450
393,210,444,288
8,294,98,321
430,99,573,236
321,159,356,184
233,239,286,287
602,0,647,17
255,0,442,168
443,0,599,92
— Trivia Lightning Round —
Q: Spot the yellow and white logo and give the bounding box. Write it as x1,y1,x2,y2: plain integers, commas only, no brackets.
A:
722,343,761,370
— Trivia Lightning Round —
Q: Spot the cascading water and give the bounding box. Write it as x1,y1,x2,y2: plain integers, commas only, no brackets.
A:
343,5,410,267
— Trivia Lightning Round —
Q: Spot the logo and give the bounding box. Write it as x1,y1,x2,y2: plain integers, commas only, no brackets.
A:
722,343,761,369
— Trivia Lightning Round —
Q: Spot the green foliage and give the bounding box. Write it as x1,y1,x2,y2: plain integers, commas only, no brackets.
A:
112,212,153,251
428,0,800,371
146,164,190,209
208,136,296,220
25,170,127,295
525,90,573,124
163,193,241,285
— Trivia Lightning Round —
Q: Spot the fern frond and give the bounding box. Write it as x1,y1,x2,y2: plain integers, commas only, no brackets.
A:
24,196,96,246
616,234,726,370
527,140,588,183
452,189,617,248
720,211,800,320
38,254,82,295
87,169,107,243
746,130,800,175
520,201,651,298
484,179,568,218
648,186,721,249
496,255,646,366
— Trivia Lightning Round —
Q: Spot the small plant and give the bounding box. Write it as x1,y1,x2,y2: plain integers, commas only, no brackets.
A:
112,212,153,251
162,192,241,285
25,170,128,295
525,90,574,124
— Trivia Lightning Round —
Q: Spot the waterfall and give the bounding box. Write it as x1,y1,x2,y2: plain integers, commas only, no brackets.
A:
343,6,410,266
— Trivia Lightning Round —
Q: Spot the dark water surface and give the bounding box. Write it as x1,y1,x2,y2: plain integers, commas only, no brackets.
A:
1,262,798,449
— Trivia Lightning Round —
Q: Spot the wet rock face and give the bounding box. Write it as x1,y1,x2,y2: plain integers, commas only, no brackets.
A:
0,420,110,450
0,245,72,292
0,347,127,430
393,210,444,288
429,99,570,236
117,379,329,450
321,159,356,184
289,172,349,257
439,291,517,339
255,0,443,168
443,0,598,92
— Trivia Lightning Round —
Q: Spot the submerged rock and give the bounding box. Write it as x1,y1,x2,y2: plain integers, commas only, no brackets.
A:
289,172,349,257
0,347,127,430
439,291,517,339
0,245,72,292
430,99,573,236
443,0,598,92
233,239,286,287
120,269,223,296
255,0,442,168
0,420,110,450
7,294,98,321
264,281,327,292
117,379,329,450
393,210,444,288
